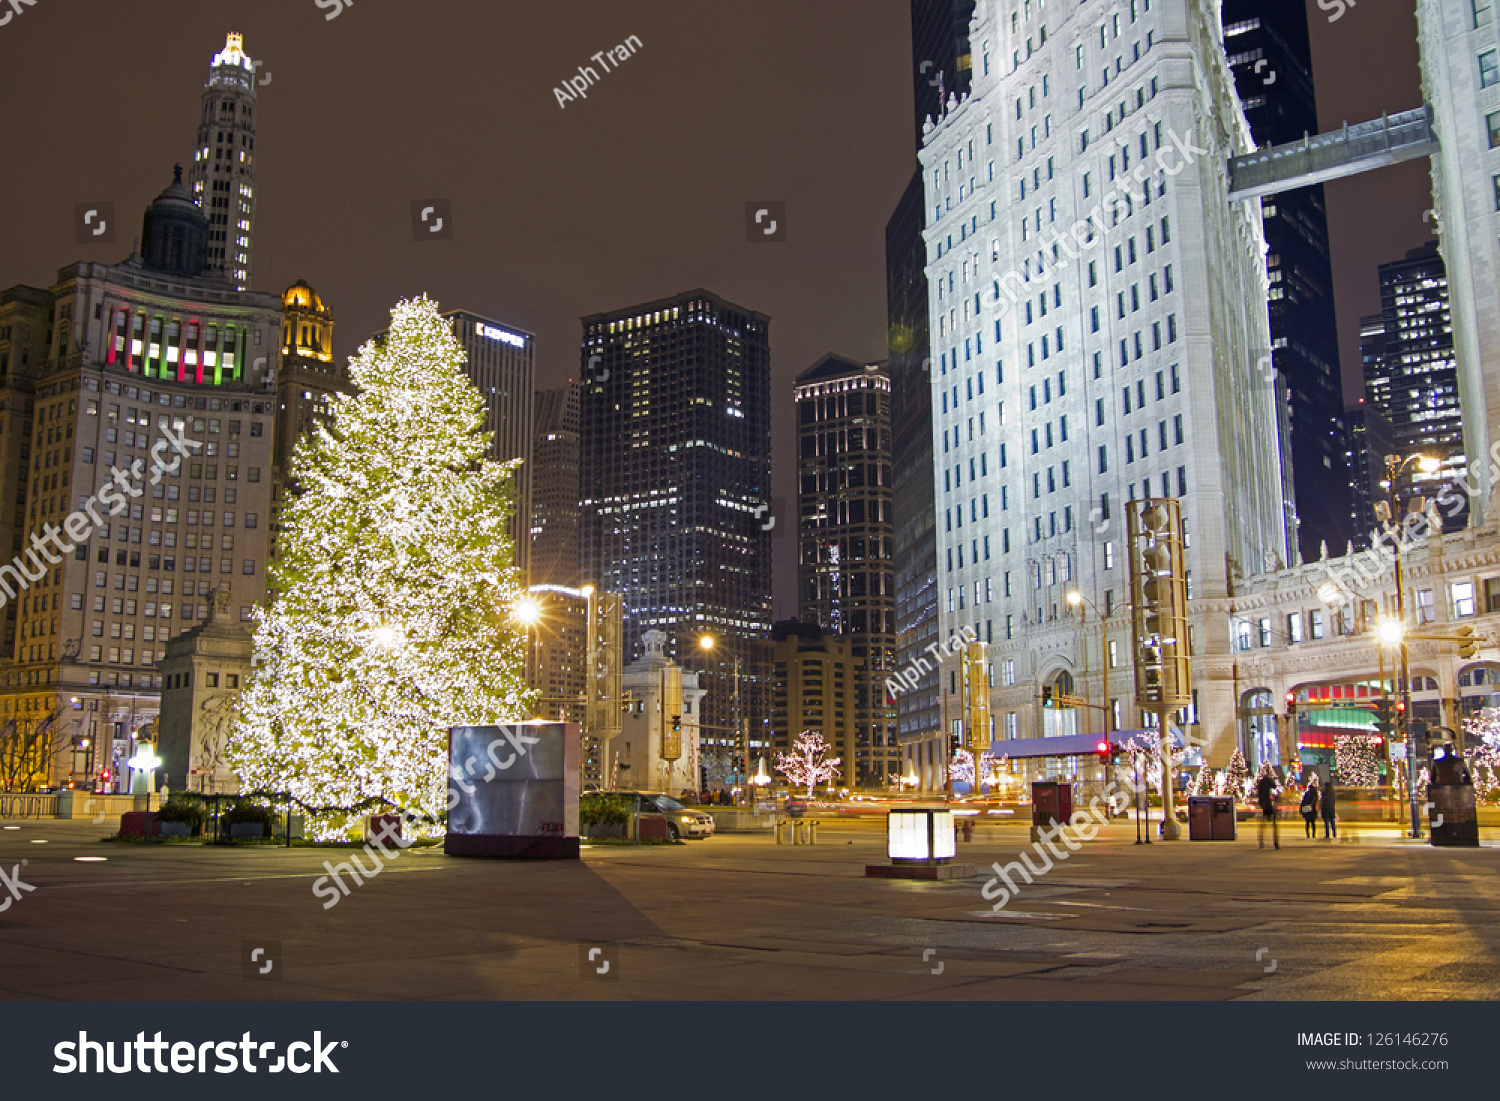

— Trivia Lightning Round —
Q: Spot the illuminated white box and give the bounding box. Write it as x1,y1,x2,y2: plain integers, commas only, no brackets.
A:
888,807,956,864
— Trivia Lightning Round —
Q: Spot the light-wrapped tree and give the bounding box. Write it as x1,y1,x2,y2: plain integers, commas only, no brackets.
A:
775,730,842,798
226,296,534,837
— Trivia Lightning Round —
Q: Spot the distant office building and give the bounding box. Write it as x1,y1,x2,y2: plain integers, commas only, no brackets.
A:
527,382,584,723
1362,242,1465,528
1344,401,1394,552
186,33,259,289
888,1,975,768
531,382,580,588
1222,0,1349,562
0,168,282,789
0,288,53,660
792,355,898,785
579,289,772,766
771,618,858,788
441,311,535,575
271,280,348,556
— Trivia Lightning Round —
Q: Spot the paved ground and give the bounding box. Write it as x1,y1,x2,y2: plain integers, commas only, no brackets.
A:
0,815,1496,1000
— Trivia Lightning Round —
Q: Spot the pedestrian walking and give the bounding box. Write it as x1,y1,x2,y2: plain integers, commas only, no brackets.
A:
1299,783,1319,839
1256,770,1280,849
1320,781,1337,839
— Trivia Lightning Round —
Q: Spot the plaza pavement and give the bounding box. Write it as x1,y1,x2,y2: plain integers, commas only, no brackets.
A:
0,815,1495,1001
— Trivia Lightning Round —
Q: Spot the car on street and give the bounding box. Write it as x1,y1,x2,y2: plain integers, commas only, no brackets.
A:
617,791,716,839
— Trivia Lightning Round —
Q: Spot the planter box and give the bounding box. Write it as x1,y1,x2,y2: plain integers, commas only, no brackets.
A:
158,822,192,837
229,822,268,839
584,823,626,839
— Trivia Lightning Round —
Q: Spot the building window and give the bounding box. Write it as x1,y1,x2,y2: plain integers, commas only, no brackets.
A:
1453,581,1477,618
1489,110,1500,149
1287,612,1302,644
1002,659,1016,686
1482,49,1500,89
1309,610,1324,640
1416,588,1436,625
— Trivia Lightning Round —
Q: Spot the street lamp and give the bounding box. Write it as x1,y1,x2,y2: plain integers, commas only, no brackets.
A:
1379,451,1438,839
699,634,745,807
512,597,543,717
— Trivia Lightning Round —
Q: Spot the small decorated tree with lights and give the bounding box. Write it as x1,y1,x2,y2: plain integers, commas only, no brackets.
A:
226,297,535,837
949,748,975,788
775,731,842,798
1464,708,1500,804
1222,748,1250,800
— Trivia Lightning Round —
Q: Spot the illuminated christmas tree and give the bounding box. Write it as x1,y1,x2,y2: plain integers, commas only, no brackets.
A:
1464,708,1500,804
775,731,842,798
1222,748,1250,799
226,296,534,837
950,748,975,788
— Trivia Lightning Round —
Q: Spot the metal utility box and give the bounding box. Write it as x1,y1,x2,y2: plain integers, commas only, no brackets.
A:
1429,752,1479,848
445,723,580,859
1031,781,1073,828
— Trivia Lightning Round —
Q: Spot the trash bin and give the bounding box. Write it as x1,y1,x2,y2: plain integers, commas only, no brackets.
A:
1031,781,1073,827
1210,795,1237,840
1188,796,1213,840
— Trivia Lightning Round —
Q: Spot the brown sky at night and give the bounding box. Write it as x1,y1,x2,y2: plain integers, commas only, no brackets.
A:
0,0,1427,616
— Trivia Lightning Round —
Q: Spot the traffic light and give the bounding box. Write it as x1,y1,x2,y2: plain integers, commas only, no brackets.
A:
1285,690,1297,723
671,715,682,734
1372,696,1397,736
1041,685,1053,708
1096,739,1110,761
1455,624,1479,659
1127,498,1191,708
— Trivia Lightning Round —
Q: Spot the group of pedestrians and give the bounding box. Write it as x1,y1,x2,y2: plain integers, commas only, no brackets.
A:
1256,772,1337,849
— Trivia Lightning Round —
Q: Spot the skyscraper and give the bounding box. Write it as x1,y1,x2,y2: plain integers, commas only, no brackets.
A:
888,1,975,763
1222,0,1349,562
1362,242,1464,526
0,287,52,660
0,169,282,789
186,33,259,289
914,0,1288,774
528,382,585,725
578,289,772,767
1344,399,1394,552
1419,0,1500,522
792,355,897,785
530,382,580,588
440,311,535,576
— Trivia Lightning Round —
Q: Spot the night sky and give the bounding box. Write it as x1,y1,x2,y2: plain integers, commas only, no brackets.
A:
0,0,1424,616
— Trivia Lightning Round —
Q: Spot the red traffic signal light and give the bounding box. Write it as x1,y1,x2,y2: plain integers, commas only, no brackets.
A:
1096,740,1110,755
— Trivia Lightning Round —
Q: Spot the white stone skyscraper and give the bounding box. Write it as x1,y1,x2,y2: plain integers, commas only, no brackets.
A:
914,0,1288,770
187,33,259,289
1419,0,1500,522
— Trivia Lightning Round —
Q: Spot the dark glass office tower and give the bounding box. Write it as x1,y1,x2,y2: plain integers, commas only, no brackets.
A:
794,355,897,786
578,290,772,766
888,0,973,759
1345,399,1394,553
1362,243,1465,530
1223,0,1349,563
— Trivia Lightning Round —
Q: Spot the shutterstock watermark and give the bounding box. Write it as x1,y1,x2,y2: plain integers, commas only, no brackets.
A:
310,726,541,909
980,127,1207,319
0,425,200,611
980,780,1135,911
0,859,36,912
54,1031,345,1074
553,34,643,109
885,624,978,700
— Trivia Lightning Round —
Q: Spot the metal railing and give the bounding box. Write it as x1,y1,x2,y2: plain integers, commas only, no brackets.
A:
1228,107,1437,203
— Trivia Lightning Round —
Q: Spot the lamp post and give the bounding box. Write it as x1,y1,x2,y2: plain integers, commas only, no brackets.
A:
699,635,744,807
512,597,543,719
1380,451,1440,839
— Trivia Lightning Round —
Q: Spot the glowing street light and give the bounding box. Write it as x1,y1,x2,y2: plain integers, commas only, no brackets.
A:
1377,617,1405,647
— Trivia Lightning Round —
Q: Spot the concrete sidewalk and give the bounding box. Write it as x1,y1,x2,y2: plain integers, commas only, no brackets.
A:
0,817,1495,1001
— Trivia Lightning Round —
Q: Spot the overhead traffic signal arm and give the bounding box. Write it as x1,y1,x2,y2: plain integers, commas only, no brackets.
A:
1405,625,1481,659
